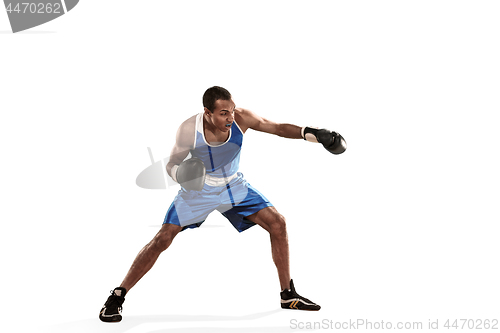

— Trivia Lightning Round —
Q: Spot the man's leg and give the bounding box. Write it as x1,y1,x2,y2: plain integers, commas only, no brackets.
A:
99,223,182,322
245,206,320,311
245,206,291,290
120,223,182,291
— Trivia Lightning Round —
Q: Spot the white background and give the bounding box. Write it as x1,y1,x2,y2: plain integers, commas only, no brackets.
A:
1,1,499,332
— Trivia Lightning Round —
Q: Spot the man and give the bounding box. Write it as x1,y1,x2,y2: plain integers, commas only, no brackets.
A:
99,86,346,322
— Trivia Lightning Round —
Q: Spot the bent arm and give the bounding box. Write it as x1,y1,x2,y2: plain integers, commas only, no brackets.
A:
166,118,195,180
166,145,190,180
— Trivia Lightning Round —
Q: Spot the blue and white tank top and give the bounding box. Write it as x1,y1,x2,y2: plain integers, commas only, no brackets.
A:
191,113,243,179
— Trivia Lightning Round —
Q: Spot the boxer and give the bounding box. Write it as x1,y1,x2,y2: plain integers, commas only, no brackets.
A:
99,86,345,322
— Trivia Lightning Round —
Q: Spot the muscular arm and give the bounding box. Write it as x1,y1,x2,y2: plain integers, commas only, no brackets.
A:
166,116,195,179
237,108,346,154
238,108,303,139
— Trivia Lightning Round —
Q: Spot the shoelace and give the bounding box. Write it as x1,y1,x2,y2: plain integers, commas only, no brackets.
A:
284,289,314,304
108,290,124,312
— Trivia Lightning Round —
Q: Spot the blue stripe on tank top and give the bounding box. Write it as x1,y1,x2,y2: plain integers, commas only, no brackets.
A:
207,146,216,172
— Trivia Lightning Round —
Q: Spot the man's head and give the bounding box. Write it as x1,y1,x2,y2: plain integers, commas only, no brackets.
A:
203,86,232,112
203,86,235,133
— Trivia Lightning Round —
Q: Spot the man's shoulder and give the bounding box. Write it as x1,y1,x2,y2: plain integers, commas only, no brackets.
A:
176,114,198,147
235,108,261,133
235,107,250,117
180,114,198,128
235,107,256,124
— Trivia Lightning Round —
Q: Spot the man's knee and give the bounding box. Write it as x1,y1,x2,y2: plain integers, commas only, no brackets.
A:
153,224,181,251
268,213,287,236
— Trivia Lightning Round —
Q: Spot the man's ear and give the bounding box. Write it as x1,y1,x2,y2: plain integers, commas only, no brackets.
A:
203,107,212,116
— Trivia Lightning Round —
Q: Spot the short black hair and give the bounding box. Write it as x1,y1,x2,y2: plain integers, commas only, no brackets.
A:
203,86,232,112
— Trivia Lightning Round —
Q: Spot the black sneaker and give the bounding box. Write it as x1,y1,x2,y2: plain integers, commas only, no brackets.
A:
99,287,127,322
280,279,320,311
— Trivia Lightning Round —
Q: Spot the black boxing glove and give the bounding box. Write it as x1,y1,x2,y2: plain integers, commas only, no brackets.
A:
172,157,206,191
302,127,347,155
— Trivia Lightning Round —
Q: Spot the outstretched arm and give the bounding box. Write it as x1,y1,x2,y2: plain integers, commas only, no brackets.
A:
238,108,346,154
238,108,303,139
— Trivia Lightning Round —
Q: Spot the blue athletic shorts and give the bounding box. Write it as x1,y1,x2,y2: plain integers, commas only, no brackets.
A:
163,172,273,232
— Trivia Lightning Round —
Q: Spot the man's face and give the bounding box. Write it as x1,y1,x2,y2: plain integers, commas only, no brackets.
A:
205,99,236,132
